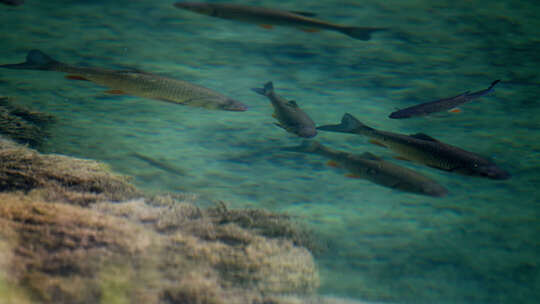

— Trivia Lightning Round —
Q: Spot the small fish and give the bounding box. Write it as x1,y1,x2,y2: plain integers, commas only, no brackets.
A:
131,152,185,176
174,2,385,40
1,0,23,6
0,50,248,112
389,80,501,119
284,141,448,197
317,113,510,179
252,81,316,138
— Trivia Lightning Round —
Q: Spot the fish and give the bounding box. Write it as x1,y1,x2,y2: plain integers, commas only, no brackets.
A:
0,50,248,112
1,0,23,6
174,2,385,40
251,81,317,138
389,80,501,119
131,152,186,176
284,140,448,197
317,113,510,179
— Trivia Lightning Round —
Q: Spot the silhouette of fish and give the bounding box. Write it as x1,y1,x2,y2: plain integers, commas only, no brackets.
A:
0,50,248,112
284,140,448,197
174,2,385,40
389,80,500,119
317,113,510,179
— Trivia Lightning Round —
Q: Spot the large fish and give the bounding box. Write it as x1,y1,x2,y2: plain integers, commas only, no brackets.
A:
317,113,510,179
389,80,500,119
252,81,316,138
174,2,385,40
284,141,447,197
0,50,248,111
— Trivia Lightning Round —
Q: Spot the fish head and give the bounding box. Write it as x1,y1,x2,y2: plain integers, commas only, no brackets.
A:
297,126,318,138
221,98,248,112
174,2,215,15
473,164,511,180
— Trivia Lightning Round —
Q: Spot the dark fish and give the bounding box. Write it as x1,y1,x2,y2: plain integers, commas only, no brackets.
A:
389,80,501,119
174,2,385,40
0,50,248,112
1,0,23,6
317,113,510,179
252,81,316,138
284,140,448,197
131,152,185,176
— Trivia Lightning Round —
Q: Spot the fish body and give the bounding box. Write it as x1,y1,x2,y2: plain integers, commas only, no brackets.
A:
0,50,248,111
252,81,316,138
174,2,385,40
389,80,501,119
317,113,510,179
285,141,447,197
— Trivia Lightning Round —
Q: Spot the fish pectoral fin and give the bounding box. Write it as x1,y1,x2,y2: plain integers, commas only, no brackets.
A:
66,75,89,81
369,139,387,148
289,10,317,17
326,160,341,168
259,24,274,29
273,122,286,129
299,27,321,33
345,173,362,179
105,89,127,95
393,155,411,161
410,133,439,142
448,108,462,113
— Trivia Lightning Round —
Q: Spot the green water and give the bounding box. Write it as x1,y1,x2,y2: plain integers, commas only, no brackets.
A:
1,0,539,303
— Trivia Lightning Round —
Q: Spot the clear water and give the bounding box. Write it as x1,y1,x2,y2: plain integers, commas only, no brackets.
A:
1,0,539,303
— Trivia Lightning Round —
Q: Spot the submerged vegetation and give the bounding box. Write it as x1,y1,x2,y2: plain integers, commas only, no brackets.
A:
0,96,54,149
0,136,139,204
0,136,325,304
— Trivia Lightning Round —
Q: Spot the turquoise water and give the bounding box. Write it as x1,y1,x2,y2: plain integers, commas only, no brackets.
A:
1,0,539,303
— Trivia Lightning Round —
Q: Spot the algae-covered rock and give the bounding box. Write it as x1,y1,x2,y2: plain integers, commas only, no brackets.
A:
0,195,319,304
0,193,158,304
0,96,55,149
0,136,140,205
0,138,320,304
95,197,320,294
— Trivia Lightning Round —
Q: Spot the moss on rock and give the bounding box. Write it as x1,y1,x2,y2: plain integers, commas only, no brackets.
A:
0,96,55,149
0,137,321,304
0,137,140,205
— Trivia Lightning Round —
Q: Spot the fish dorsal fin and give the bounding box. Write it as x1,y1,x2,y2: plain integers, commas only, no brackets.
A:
360,152,382,161
289,11,317,17
286,100,298,108
410,133,439,142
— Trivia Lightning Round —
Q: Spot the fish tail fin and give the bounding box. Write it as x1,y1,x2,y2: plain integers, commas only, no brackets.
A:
282,140,322,154
488,79,501,90
339,27,386,41
0,49,60,70
251,81,274,96
317,113,371,133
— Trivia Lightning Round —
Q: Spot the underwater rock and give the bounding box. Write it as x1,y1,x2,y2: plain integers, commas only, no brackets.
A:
0,136,140,205
0,193,158,304
0,140,320,303
95,197,320,294
0,194,320,303
0,96,55,149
